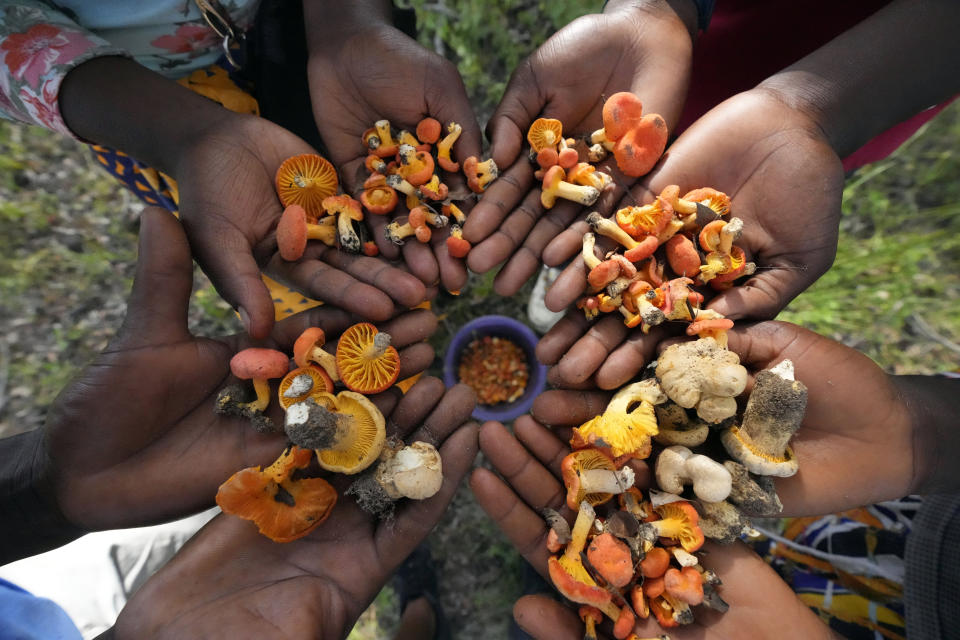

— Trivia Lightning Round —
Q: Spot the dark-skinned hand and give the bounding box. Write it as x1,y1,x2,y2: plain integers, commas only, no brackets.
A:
533,321,921,517
538,88,844,389
34,207,438,537
305,6,482,293
463,0,695,297
470,416,835,639
175,113,428,339
112,377,478,640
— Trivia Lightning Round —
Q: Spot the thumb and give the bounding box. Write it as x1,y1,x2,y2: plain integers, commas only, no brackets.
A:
487,60,544,170
119,207,195,345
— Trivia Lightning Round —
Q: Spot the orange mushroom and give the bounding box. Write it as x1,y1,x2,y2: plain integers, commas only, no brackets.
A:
462,156,499,193
442,202,467,226
371,119,399,158
336,322,401,394
215,348,290,432
397,144,435,186
601,92,645,141
527,117,563,152
321,194,365,253
616,197,674,239
639,546,671,578
665,234,701,278
416,117,442,144
360,174,399,215
580,606,603,640
560,449,634,510
216,445,337,543
309,390,386,474
641,501,705,552
275,154,338,219
567,162,612,191
436,122,462,172
276,204,336,261
385,207,432,245
613,113,668,178
278,365,335,410
446,225,471,258
541,166,600,209
586,212,659,262
682,187,731,217
292,327,340,383
418,174,449,201
557,137,579,169
365,154,387,174
586,532,634,588
664,566,704,606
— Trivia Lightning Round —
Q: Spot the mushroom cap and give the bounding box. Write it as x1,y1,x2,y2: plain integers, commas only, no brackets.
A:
360,183,399,215
639,546,671,578
230,348,290,380
721,425,799,477
560,449,617,510
664,567,704,606
408,207,428,228
398,146,435,186
416,117,442,144
315,391,386,474
278,365,335,410
536,147,559,170
275,154,338,219
602,92,644,140
665,234,702,278
683,187,731,216
615,197,673,239
586,532,634,588
653,501,705,552
216,446,337,542
547,555,612,608
322,194,364,221
336,322,401,394
446,227,471,258
542,164,566,190
698,220,727,252
276,204,309,261
375,441,443,500
527,117,563,152
650,595,679,629
612,114,668,178
293,327,327,368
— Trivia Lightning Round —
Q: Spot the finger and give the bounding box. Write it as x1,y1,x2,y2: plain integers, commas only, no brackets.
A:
513,595,583,640
367,212,401,261
543,255,589,313
121,208,194,345
532,389,611,428
492,201,585,297
470,467,551,576
266,252,396,322
426,62,483,167
542,219,590,268
369,386,403,419
401,236,440,286
536,311,590,366
556,315,628,385
546,367,600,391
487,59,543,171
593,325,672,390
407,383,477,445
376,422,479,561
320,248,427,309
513,416,572,481
463,160,535,247
465,177,542,274
479,421,566,513
379,307,438,346
263,307,353,352
432,230,469,293
396,342,435,381
384,376,447,439
707,261,813,321
724,320,812,370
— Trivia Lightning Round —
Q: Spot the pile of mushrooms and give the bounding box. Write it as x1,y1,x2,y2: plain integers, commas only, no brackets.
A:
548,342,808,635
214,322,445,541
356,117,497,260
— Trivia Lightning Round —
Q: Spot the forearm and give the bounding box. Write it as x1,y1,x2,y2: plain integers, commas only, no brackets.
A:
58,56,238,175
302,0,393,53
0,429,84,564
756,0,960,157
895,375,960,497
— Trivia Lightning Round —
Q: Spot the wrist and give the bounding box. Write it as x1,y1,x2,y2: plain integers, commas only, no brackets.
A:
893,374,960,496
59,56,240,174
0,430,85,563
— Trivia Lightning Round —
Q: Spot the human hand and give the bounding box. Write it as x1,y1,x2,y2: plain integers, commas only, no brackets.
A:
538,89,844,389
471,416,833,639
33,208,438,537
532,320,921,517
112,377,478,640
175,114,428,339
305,5,482,293
463,1,695,296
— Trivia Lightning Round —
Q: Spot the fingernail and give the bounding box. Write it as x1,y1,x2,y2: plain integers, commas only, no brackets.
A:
238,307,252,334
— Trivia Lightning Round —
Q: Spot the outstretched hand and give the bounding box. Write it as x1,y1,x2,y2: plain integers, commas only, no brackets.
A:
471,416,833,639
463,2,694,296
538,89,844,389
306,12,482,293
113,377,478,640
532,320,917,517
39,208,438,534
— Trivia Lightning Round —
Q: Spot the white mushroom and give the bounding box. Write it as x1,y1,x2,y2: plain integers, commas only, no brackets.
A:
655,445,733,503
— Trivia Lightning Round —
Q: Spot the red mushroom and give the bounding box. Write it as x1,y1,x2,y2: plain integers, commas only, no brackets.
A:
276,204,336,261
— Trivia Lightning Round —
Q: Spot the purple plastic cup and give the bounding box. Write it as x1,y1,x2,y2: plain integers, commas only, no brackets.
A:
442,315,548,422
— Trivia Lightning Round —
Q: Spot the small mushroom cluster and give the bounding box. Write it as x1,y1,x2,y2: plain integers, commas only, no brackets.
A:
527,91,669,212
356,117,497,260
274,154,378,259
214,323,445,541
548,337,809,634
577,183,754,340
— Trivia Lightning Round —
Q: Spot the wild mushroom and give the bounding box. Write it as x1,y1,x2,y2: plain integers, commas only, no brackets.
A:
665,234,701,278
396,143,435,186
415,117,442,144
385,207,432,245
567,162,612,191
436,122,462,172
215,347,290,432
586,212,659,262
335,322,401,394
586,532,634,588
463,156,499,193
708,247,756,290
534,146,559,180
665,566,704,607
277,365,335,410
216,445,337,542
276,204,336,261
682,187,731,217
561,449,634,510
446,225,471,258
573,379,664,462
655,338,748,424
321,194,364,253
723,460,783,515
275,154,338,219
371,119,399,158
541,166,600,209
590,91,643,150
441,202,466,226
612,113,668,177
417,174,449,201
292,326,340,383
299,390,387,474
579,606,604,640
721,359,808,477
638,501,705,552
615,197,674,239
527,117,563,152
620,281,667,331
588,254,637,293
359,174,399,215
653,403,710,447
365,154,387,174
695,499,751,544
685,314,734,348
639,546,670,579
655,445,733,503
347,439,443,518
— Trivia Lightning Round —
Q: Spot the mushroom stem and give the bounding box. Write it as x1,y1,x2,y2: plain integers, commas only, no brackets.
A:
564,501,597,561
337,211,360,253
437,122,462,172
306,346,340,383
740,361,807,453
245,378,271,413
718,217,743,255
365,332,392,359
579,466,635,496
581,232,602,270
586,212,658,262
